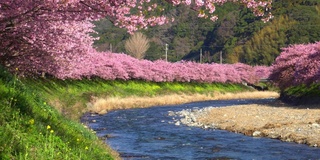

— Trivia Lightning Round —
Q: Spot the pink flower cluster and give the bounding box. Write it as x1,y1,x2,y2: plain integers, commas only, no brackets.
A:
269,42,320,89
42,51,270,84
0,0,101,73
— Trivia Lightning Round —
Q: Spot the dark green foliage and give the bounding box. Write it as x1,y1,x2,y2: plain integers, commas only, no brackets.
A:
209,1,320,65
286,5,320,44
92,18,129,52
145,41,165,60
226,15,291,65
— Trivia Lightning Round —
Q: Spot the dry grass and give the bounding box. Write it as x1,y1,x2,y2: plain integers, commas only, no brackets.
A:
212,91,279,100
124,32,150,59
49,98,85,120
87,91,279,114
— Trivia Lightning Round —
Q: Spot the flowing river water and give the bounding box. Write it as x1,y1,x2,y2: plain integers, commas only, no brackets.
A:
82,99,320,160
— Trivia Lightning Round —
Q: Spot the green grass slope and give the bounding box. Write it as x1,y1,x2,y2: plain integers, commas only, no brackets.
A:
280,83,320,105
23,78,251,121
0,67,116,160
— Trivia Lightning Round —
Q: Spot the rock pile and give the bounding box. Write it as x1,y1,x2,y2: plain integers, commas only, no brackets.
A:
168,107,216,129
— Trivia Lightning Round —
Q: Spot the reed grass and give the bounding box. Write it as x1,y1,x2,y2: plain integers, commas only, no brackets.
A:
88,91,279,114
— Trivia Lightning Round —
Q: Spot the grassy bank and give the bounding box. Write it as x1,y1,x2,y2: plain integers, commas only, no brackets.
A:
22,78,254,120
280,83,320,105
0,65,277,159
0,67,118,159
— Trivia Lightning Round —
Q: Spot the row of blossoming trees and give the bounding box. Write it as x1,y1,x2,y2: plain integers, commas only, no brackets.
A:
43,40,318,91
2,0,320,90
39,50,271,84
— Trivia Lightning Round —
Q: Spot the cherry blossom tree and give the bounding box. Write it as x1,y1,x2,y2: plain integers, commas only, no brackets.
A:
269,42,320,89
0,0,100,75
0,0,272,77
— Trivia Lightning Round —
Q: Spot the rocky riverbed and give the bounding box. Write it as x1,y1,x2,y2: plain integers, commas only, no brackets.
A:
170,101,320,147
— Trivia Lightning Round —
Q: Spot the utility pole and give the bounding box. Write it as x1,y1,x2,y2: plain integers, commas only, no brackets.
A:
200,48,202,63
165,43,168,62
220,51,222,64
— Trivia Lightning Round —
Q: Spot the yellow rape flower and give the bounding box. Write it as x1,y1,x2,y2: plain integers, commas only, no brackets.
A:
29,119,34,125
47,125,51,130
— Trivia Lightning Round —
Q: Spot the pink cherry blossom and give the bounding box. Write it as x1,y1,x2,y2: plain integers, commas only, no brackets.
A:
270,42,320,89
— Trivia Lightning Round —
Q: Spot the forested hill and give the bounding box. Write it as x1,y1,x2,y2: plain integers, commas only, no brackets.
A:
93,0,320,66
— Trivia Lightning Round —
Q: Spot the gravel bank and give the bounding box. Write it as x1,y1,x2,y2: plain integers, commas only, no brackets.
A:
171,102,320,147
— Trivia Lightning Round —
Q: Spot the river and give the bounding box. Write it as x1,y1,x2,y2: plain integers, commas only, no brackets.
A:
82,99,320,160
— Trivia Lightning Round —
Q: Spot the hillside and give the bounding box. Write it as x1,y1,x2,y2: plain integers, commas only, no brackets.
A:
93,0,320,65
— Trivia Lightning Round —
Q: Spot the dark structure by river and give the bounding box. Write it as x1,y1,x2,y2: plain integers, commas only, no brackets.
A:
82,99,320,160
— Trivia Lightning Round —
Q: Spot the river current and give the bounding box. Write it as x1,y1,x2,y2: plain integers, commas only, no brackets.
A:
82,99,320,160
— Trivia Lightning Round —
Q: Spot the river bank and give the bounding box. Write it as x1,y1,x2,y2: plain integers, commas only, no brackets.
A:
87,91,279,114
173,101,320,147
84,98,320,160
